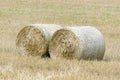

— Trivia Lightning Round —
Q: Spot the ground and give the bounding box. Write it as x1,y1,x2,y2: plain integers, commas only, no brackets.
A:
0,0,120,80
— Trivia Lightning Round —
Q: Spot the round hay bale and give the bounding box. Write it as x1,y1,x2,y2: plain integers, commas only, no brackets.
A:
49,26,105,60
16,24,62,57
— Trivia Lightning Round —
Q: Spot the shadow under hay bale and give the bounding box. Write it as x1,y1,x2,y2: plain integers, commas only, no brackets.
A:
16,24,62,57
49,26,105,60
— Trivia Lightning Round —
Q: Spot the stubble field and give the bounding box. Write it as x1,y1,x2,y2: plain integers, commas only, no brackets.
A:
0,0,120,80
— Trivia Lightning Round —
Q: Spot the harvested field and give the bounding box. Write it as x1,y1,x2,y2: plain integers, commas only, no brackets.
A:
0,0,120,80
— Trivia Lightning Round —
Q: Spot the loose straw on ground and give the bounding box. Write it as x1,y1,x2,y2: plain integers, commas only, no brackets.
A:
16,24,61,57
49,26,105,60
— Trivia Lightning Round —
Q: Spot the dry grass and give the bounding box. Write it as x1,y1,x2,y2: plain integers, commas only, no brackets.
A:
0,0,120,80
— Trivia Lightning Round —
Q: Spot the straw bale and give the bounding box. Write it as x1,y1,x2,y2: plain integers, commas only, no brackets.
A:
49,26,105,60
16,24,61,57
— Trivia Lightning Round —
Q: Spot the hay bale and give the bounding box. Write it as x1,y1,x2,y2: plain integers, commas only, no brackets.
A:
16,24,61,57
49,26,105,60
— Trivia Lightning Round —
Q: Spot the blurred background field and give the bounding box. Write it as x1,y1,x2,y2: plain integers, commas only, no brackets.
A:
0,0,120,80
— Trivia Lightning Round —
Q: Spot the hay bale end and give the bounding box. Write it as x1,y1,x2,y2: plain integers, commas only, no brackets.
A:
16,24,61,57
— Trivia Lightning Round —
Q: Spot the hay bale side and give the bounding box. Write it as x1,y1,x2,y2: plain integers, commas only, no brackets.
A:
49,26,105,60
16,24,61,57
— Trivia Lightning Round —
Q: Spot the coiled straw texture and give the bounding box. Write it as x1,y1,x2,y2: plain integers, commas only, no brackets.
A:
49,26,105,60
16,24,61,57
